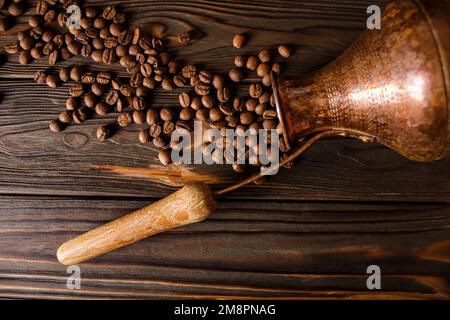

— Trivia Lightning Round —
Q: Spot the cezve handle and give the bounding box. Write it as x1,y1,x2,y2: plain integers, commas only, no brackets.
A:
57,183,217,265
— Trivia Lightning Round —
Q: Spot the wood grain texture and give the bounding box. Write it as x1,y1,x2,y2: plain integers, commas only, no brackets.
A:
0,0,449,300
0,197,448,299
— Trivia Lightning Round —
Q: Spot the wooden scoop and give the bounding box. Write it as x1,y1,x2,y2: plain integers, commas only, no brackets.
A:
57,183,216,265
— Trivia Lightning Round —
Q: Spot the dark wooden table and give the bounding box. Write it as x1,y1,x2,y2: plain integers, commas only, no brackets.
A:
0,0,449,299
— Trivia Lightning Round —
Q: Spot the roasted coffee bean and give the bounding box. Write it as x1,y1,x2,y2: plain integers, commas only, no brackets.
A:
0,16,11,32
27,15,41,28
109,23,124,37
176,120,193,132
57,13,67,28
69,67,82,81
30,47,44,60
132,96,146,111
211,75,224,90
180,108,195,121
67,41,81,55
104,36,118,49
93,17,107,29
209,108,224,122
217,87,231,103
167,61,178,75
91,49,103,62
158,150,172,165
92,38,105,50
103,89,118,106
102,48,116,64
44,10,56,23
229,68,244,82
232,33,246,49
115,44,127,57
140,63,153,77
240,111,255,125
143,77,157,90
43,42,55,55
149,123,162,137
46,74,60,88
103,6,117,20
201,95,214,109
132,110,145,124
36,1,48,15
70,84,84,97
60,47,72,60
181,65,197,78
99,28,111,40
153,136,168,148
138,129,151,144
19,50,33,65
53,35,64,48
199,70,213,83
196,108,209,121
59,110,73,124
95,102,110,116
130,73,143,88
262,74,271,87
262,119,277,130
234,98,246,112
257,62,271,77
9,1,25,16
179,93,191,108
255,103,266,116
81,72,95,84
49,119,64,132
259,92,271,104
113,13,126,24
73,107,90,124
151,37,164,51
84,92,97,108
91,82,105,96
249,83,263,98
48,51,58,65
118,112,133,127
118,30,132,45
135,53,146,65
163,120,175,135
160,108,174,121
97,72,111,84
278,45,292,58
85,7,98,19
128,44,141,56
80,17,93,29
191,96,202,111
136,86,149,97
120,84,134,97
219,102,234,115
146,109,160,125
20,36,34,51
116,98,126,112
34,71,47,84
195,83,210,96
66,97,79,110
210,120,227,129
97,126,111,142
246,55,259,70
226,115,239,128
258,49,271,63
272,62,281,73
85,27,99,38
263,109,277,119
126,61,140,74
74,32,89,45
161,77,174,91
29,27,43,40
234,55,246,68
4,42,19,54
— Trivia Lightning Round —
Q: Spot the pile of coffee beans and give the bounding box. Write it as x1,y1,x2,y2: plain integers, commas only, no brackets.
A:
4,0,294,174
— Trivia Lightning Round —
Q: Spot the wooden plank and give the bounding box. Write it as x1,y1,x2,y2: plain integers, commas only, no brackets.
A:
0,197,448,299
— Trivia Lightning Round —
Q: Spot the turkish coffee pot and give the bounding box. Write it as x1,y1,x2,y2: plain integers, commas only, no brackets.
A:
57,0,450,265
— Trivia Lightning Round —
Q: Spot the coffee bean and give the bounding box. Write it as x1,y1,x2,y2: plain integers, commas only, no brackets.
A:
195,83,210,96
143,77,157,90
67,41,81,55
104,89,118,106
226,115,239,128
45,74,60,88
34,71,47,84
97,126,111,142
120,84,134,97
240,112,255,125
179,107,195,121
167,61,178,74
30,47,43,60
36,1,48,15
199,70,213,83
219,102,234,115
138,129,151,144
209,108,224,122
97,72,112,84
60,47,72,60
263,119,277,130
201,95,215,109
278,45,292,58
80,17,93,30
49,119,64,132
191,96,202,111
91,82,105,96
132,96,146,111
66,97,79,110
92,38,105,50
118,112,133,127
130,73,143,88
149,123,162,137
138,64,152,78
70,84,84,97
196,108,209,121
73,107,90,124
212,75,225,90
210,121,227,129
157,109,174,124
153,136,168,148
113,13,126,24
48,51,58,65
177,92,190,108
217,87,231,103
232,163,246,173
44,10,56,23
234,55,246,68
80,73,95,85
85,7,98,19
232,33,246,49
70,67,83,81
85,27,99,39
136,86,149,97
257,63,271,77
59,111,73,124
262,74,271,87
116,98,126,112
173,74,187,87
158,150,172,165
74,32,89,45
4,42,19,54
246,56,259,71
104,36,118,49
255,103,266,116
91,49,103,62
161,77,174,91
181,65,197,78
163,120,175,135
9,1,25,16
128,44,141,56
146,109,159,125
263,109,277,120
249,83,263,98
118,31,132,45
53,35,64,49
95,102,110,116
102,48,116,64
259,92,271,104
20,36,34,51
131,110,145,124
229,68,244,82
93,17,107,29
18,51,32,65
103,6,117,20
84,93,97,108
110,23,124,37
126,61,140,74
57,13,67,28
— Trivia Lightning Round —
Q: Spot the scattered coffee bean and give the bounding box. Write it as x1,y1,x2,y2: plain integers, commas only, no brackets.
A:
49,119,64,132
179,92,191,108
249,83,263,98
73,107,90,124
246,56,259,71
158,150,172,165
118,112,133,127
46,74,60,88
257,63,271,77
34,71,47,84
95,102,110,116
9,1,25,16
59,111,73,124
138,129,151,143
278,45,292,58
229,68,244,82
91,82,105,96
84,92,97,108
66,97,79,110
70,84,84,97
97,126,111,142
70,67,83,81
234,55,246,68
258,50,271,63
232,33,246,49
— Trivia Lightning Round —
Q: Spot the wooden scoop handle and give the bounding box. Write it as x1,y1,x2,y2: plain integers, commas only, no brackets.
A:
57,183,216,265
